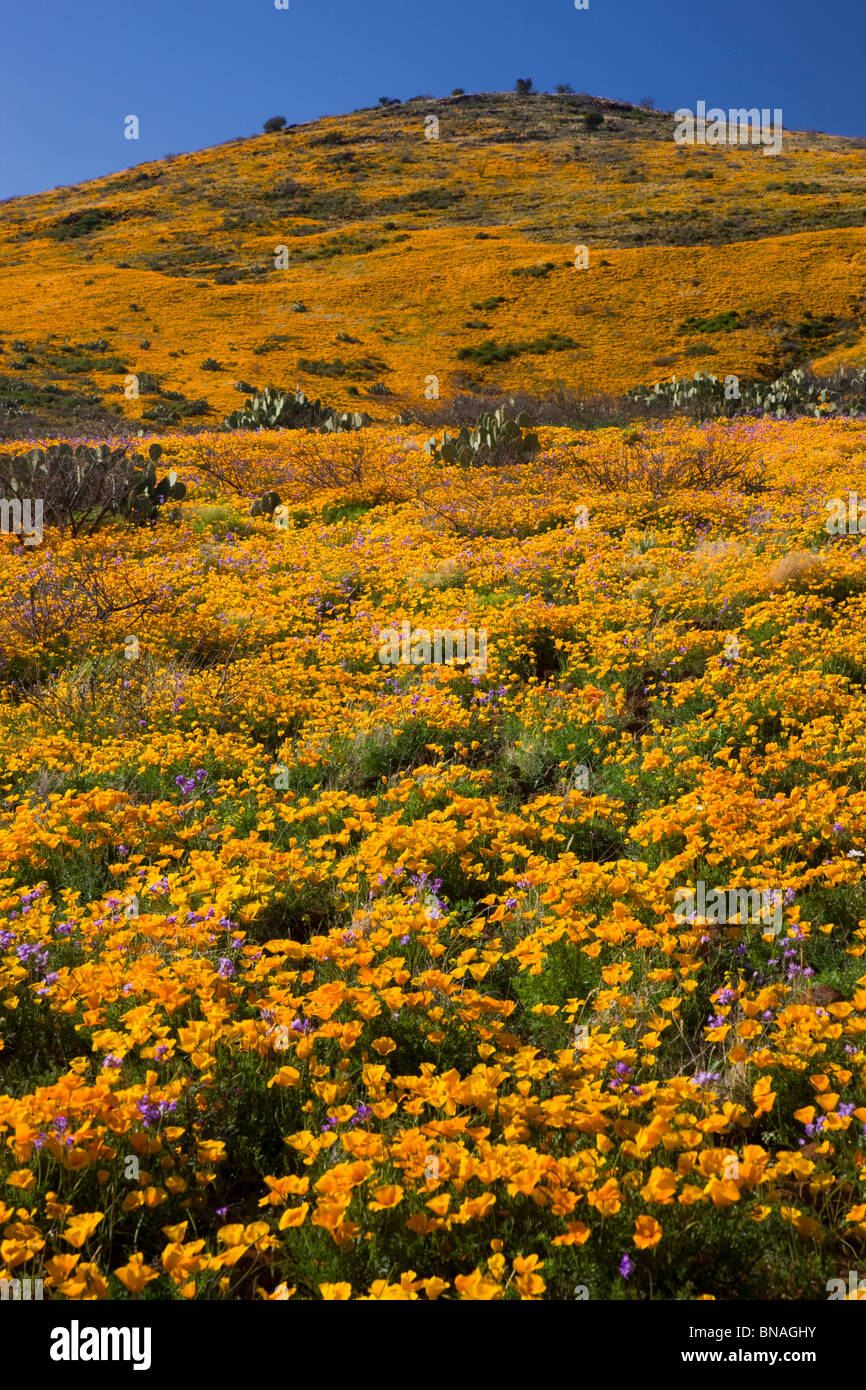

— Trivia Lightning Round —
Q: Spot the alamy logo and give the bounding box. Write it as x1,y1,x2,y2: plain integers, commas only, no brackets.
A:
826,492,866,535
0,497,43,546
674,102,783,156
378,621,487,674
827,1270,866,1300
674,882,783,934
1,1277,43,1300
49,1320,152,1371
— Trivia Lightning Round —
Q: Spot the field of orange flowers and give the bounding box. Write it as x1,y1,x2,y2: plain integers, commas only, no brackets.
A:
1,417,865,1301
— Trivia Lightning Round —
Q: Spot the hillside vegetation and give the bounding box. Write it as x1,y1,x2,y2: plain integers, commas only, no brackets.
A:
2,91,866,435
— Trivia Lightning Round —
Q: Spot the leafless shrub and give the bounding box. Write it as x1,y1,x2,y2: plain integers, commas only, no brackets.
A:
1,551,176,686
291,434,369,490
291,432,408,502
14,613,255,740
407,461,535,539
570,431,759,496
180,441,253,493
17,647,194,741
415,382,635,431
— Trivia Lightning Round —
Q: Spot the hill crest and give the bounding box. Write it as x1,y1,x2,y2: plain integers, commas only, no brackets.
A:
1,90,865,435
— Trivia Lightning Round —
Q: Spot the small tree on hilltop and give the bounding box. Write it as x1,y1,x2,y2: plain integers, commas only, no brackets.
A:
263,116,287,133
515,78,534,95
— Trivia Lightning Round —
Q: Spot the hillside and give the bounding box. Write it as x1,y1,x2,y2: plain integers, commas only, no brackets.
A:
2,90,866,435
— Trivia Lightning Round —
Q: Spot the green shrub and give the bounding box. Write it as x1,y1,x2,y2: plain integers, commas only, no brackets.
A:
457,333,576,366
682,310,741,333
49,207,118,240
296,356,387,380
388,185,464,211
768,180,825,195
252,336,291,356
294,231,388,262
511,262,556,279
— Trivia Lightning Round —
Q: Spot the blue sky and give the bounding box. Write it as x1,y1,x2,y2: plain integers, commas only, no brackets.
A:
2,0,864,200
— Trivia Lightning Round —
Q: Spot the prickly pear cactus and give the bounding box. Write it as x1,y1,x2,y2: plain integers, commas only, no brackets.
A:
425,403,539,466
223,385,371,433
626,366,866,419
120,443,186,527
251,491,282,518
0,437,184,536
